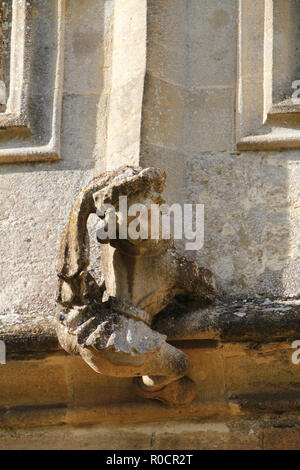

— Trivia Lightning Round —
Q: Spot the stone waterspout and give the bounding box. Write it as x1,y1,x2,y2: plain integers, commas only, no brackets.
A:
56,166,216,406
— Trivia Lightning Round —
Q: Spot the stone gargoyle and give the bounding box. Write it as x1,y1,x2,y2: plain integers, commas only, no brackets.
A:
56,166,216,406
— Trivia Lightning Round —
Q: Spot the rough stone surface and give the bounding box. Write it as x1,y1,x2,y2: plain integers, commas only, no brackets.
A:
141,0,300,299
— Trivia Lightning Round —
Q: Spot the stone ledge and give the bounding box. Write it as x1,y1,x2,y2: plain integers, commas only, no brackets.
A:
0,401,240,430
154,298,300,343
1,299,300,354
2,414,300,449
0,314,58,354
237,131,300,150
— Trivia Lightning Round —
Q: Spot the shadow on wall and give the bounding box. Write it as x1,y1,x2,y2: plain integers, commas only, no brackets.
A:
140,0,297,300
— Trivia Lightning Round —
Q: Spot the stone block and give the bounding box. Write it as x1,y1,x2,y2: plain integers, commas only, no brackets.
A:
142,75,185,150
183,88,234,152
140,142,187,205
65,356,136,407
264,427,300,450
152,422,261,450
0,360,68,408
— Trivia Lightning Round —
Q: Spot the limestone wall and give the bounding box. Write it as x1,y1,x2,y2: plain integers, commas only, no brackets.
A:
1,0,300,322
141,0,300,300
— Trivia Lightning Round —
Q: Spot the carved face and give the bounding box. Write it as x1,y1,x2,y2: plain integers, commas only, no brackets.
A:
95,191,166,248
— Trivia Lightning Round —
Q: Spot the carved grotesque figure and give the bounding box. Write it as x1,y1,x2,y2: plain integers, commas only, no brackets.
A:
56,166,216,406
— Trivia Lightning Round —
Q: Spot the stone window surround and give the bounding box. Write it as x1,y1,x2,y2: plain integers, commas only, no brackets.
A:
237,0,300,150
0,0,65,164
0,0,30,130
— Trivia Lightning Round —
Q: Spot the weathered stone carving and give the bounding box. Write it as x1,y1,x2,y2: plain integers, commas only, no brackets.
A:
56,166,216,406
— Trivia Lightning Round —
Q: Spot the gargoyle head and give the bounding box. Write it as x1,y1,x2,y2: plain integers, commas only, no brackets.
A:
57,166,167,283
93,166,168,249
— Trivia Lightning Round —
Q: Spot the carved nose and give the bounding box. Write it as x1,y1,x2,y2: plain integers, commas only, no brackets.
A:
96,209,105,220
96,224,109,244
